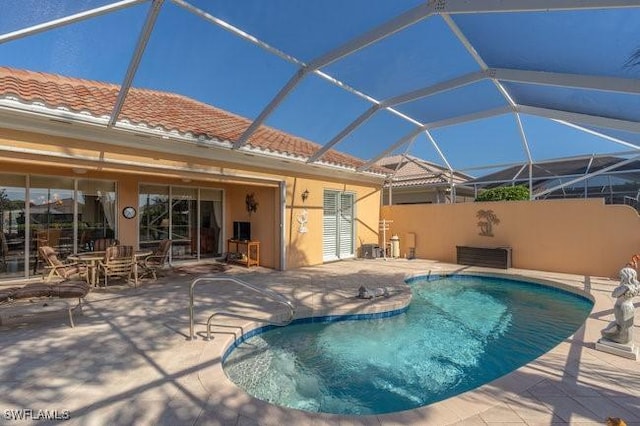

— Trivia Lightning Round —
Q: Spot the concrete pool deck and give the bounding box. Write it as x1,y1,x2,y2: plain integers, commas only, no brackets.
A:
0,259,639,425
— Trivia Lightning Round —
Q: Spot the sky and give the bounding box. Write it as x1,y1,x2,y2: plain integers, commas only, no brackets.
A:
0,0,639,177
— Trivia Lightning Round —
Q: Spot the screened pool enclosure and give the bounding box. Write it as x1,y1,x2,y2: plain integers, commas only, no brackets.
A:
0,0,640,196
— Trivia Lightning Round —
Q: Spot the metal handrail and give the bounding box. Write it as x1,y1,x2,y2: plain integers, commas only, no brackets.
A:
188,276,296,341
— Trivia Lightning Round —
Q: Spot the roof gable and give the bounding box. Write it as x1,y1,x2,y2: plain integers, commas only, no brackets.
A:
378,154,471,186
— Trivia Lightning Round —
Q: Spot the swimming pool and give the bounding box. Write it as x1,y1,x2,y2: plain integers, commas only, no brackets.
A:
223,274,593,415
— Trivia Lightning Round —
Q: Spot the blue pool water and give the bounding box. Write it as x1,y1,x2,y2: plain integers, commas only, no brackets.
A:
222,275,593,415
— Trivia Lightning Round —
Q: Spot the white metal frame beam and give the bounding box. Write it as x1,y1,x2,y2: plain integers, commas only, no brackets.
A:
109,0,164,127
357,127,425,172
514,113,533,164
0,0,148,44
512,163,529,181
307,105,380,163
492,68,640,95
552,120,640,152
305,3,435,71
514,113,534,198
170,0,304,67
381,70,487,106
231,69,306,149
424,106,512,130
519,105,640,134
437,0,640,14
425,130,454,172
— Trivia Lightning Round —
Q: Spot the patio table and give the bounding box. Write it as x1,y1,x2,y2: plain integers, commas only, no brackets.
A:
68,250,152,286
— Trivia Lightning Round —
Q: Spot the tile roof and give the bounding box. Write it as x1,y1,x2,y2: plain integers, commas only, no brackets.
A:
0,67,385,174
377,154,471,187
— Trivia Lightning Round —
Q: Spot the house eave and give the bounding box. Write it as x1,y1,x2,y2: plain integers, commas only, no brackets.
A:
0,102,387,185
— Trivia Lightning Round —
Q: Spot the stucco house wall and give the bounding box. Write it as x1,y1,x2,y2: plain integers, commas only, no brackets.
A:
0,129,382,272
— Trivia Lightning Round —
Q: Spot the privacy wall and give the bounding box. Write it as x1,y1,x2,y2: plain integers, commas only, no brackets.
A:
381,199,640,278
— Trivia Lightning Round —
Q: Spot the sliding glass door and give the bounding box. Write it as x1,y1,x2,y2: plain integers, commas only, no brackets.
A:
0,174,117,280
200,189,223,258
139,184,223,261
29,176,75,276
171,187,197,261
0,175,26,279
77,179,116,252
139,185,169,252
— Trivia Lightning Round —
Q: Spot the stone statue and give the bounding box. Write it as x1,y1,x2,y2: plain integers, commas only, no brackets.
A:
601,267,640,344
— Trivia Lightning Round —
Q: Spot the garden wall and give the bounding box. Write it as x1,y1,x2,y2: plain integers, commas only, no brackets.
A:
381,198,640,278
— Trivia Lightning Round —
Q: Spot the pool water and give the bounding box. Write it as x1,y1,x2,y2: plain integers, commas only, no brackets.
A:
223,275,593,415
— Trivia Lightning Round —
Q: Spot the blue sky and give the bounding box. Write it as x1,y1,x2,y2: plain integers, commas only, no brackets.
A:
0,0,639,176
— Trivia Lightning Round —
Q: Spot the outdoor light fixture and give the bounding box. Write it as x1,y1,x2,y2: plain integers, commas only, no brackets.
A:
301,189,309,202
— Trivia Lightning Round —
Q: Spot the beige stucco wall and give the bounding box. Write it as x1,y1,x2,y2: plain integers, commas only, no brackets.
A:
382,199,640,278
122,175,381,270
284,177,381,269
225,184,278,269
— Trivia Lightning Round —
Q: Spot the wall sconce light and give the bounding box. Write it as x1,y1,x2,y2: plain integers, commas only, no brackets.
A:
301,189,309,203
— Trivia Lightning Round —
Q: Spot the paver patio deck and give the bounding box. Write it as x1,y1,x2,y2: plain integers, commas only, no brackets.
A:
1,259,638,425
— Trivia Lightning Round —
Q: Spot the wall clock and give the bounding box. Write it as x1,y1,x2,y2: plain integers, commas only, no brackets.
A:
122,206,137,219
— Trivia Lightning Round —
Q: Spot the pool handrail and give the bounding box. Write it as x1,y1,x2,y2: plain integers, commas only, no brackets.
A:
188,276,296,341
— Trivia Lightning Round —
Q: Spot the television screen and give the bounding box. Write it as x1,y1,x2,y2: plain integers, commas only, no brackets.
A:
233,221,251,241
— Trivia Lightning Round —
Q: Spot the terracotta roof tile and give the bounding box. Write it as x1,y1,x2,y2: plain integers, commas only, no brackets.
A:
377,154,471,186
0,67,388,174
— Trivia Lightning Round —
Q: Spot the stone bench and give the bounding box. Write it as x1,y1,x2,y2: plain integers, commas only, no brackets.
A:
0,281,90,327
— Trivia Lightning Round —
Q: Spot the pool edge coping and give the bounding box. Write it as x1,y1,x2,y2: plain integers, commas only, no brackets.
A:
196,266,611,424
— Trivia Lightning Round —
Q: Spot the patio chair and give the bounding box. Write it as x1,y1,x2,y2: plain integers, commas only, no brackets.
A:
97,245,135,287
93,238,120,252
140,239,172,280
38,246,87,283
37,229,62,248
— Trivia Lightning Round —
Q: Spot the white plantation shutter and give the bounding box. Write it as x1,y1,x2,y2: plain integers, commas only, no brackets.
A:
323,190,354,261
323,191,338,261
339,193,354,257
